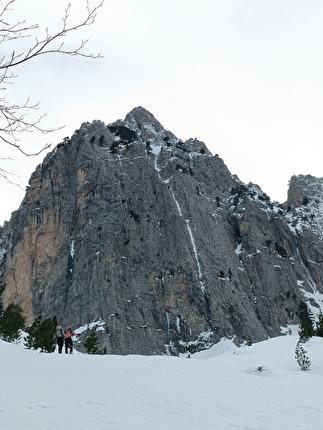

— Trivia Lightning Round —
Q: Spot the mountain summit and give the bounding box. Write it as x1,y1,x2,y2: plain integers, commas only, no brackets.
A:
1,108,323,354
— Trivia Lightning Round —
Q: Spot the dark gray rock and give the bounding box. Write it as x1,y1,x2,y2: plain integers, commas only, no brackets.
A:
1,107,323,355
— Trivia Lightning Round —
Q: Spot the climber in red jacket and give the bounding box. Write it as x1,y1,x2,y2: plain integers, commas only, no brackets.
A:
64,325,76,354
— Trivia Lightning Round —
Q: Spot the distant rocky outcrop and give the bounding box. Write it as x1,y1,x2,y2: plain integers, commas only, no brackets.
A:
1,107,323,355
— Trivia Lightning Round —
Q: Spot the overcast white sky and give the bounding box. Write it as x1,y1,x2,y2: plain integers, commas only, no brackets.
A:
1,0,323,224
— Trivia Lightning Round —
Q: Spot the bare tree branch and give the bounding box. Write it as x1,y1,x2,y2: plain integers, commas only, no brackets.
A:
0,0,105,174
0,159,22,186
1,1,104,69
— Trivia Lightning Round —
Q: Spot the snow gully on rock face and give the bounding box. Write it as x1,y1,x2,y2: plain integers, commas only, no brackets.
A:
70,240,75,258
186,219,205,292
170,191,205,293
153,149,205,293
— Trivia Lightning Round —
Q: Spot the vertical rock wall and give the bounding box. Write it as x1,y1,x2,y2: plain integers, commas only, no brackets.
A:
1,107,323,354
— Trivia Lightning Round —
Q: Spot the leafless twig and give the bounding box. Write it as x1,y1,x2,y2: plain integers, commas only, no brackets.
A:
0,0,104,168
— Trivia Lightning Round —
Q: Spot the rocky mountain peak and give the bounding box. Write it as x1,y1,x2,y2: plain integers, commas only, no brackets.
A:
125,106,167,137
1,108,323,355
107,106,176,144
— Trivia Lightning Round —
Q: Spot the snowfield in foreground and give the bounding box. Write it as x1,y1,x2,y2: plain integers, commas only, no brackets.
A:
1,334,323,430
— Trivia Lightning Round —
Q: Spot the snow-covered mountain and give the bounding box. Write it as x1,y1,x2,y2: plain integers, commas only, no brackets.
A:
1,107,323,355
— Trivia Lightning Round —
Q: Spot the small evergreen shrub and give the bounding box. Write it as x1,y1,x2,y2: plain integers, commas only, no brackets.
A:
274,242,288,259
302,196,309,206
110,141,119,153
218,270,225,280
228,268,232,281
230,185,247,196
98,135,105,146
84,332,100,354
146,141,152,152
107,125,136,143
295,341,311,370
84,331,107,355
246,337,253,346
314,313,323,337
129,210,140,223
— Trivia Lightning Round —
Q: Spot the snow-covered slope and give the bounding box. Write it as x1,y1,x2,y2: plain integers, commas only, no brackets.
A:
1,333,323,430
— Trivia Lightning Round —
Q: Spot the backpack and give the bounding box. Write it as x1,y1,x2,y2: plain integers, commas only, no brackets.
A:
56,326,64,338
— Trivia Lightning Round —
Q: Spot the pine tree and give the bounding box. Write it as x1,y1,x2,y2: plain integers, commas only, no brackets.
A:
298,319,314,342
24,316,57,353
84,330,107,354
298,302,314,342
0,303,25,343
295,341,311,371
315,313,323,337
84,332,100,354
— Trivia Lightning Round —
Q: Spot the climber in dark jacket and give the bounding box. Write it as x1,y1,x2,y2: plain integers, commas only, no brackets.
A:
55,324,64,354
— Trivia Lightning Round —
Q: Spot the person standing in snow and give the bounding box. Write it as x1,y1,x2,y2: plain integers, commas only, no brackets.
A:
55,324,64,354
64,325,76,354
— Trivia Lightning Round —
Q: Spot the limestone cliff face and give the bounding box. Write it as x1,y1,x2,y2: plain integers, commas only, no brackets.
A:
1,107,323,355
